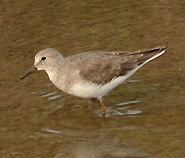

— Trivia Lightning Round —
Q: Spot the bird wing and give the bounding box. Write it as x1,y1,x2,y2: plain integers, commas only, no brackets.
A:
66,46,167,85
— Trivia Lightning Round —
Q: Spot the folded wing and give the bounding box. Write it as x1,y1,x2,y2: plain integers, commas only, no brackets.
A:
66,46,167,85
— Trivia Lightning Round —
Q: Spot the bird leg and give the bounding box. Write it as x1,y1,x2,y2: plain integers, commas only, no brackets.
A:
98,98,106,115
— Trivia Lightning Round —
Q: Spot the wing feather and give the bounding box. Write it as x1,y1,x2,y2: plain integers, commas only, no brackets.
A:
66,46,167,85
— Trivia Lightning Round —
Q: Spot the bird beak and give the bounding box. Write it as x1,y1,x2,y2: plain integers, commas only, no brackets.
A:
21,65,36,80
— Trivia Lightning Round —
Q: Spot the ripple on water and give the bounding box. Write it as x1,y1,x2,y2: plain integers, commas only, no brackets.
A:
32,79,141,117
32,90,63,100
43,129,61,134
32,90,142,117
99,100,142,117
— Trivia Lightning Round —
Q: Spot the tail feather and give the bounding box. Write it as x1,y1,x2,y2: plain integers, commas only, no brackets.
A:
119,46,167,76
132,46,167,65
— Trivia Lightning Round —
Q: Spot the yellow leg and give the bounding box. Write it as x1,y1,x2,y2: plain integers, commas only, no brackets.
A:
98,98,106,115
101,103,106,115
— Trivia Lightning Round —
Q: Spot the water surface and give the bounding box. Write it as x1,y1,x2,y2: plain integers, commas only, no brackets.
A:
1,0,185,157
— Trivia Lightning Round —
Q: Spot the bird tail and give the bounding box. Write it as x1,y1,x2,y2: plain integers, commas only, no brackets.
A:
131,46,167,65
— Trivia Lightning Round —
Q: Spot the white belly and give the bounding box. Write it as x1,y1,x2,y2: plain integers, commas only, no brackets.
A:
69,76,129,98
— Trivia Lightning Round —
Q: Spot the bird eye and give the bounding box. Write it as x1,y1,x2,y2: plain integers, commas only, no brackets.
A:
41,56,46,60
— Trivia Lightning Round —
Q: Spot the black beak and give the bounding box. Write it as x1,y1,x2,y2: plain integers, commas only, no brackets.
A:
21,65,36,80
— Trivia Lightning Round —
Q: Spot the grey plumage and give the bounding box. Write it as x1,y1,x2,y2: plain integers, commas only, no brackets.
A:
66,46,167,85
21,46,167,115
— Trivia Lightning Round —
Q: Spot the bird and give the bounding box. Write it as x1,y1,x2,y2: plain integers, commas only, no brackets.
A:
21,46,167,115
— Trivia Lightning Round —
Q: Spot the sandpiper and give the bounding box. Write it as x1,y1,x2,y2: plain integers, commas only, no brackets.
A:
21,46,167,115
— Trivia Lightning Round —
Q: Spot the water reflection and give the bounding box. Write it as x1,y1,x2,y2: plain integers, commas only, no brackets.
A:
30,127,152,158
98,100,142,117
32,86,142,118
54,135,150,158
1,0,184,157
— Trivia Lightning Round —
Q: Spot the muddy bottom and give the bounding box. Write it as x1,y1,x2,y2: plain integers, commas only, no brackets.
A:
1,0,185,158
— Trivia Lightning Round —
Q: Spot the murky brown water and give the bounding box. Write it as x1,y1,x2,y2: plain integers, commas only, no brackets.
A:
1,0,185,157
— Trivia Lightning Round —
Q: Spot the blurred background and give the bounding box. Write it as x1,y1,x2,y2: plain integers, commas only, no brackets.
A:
0,0,185,157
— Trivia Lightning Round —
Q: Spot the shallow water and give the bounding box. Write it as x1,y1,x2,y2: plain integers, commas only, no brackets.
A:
1,0,185,158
